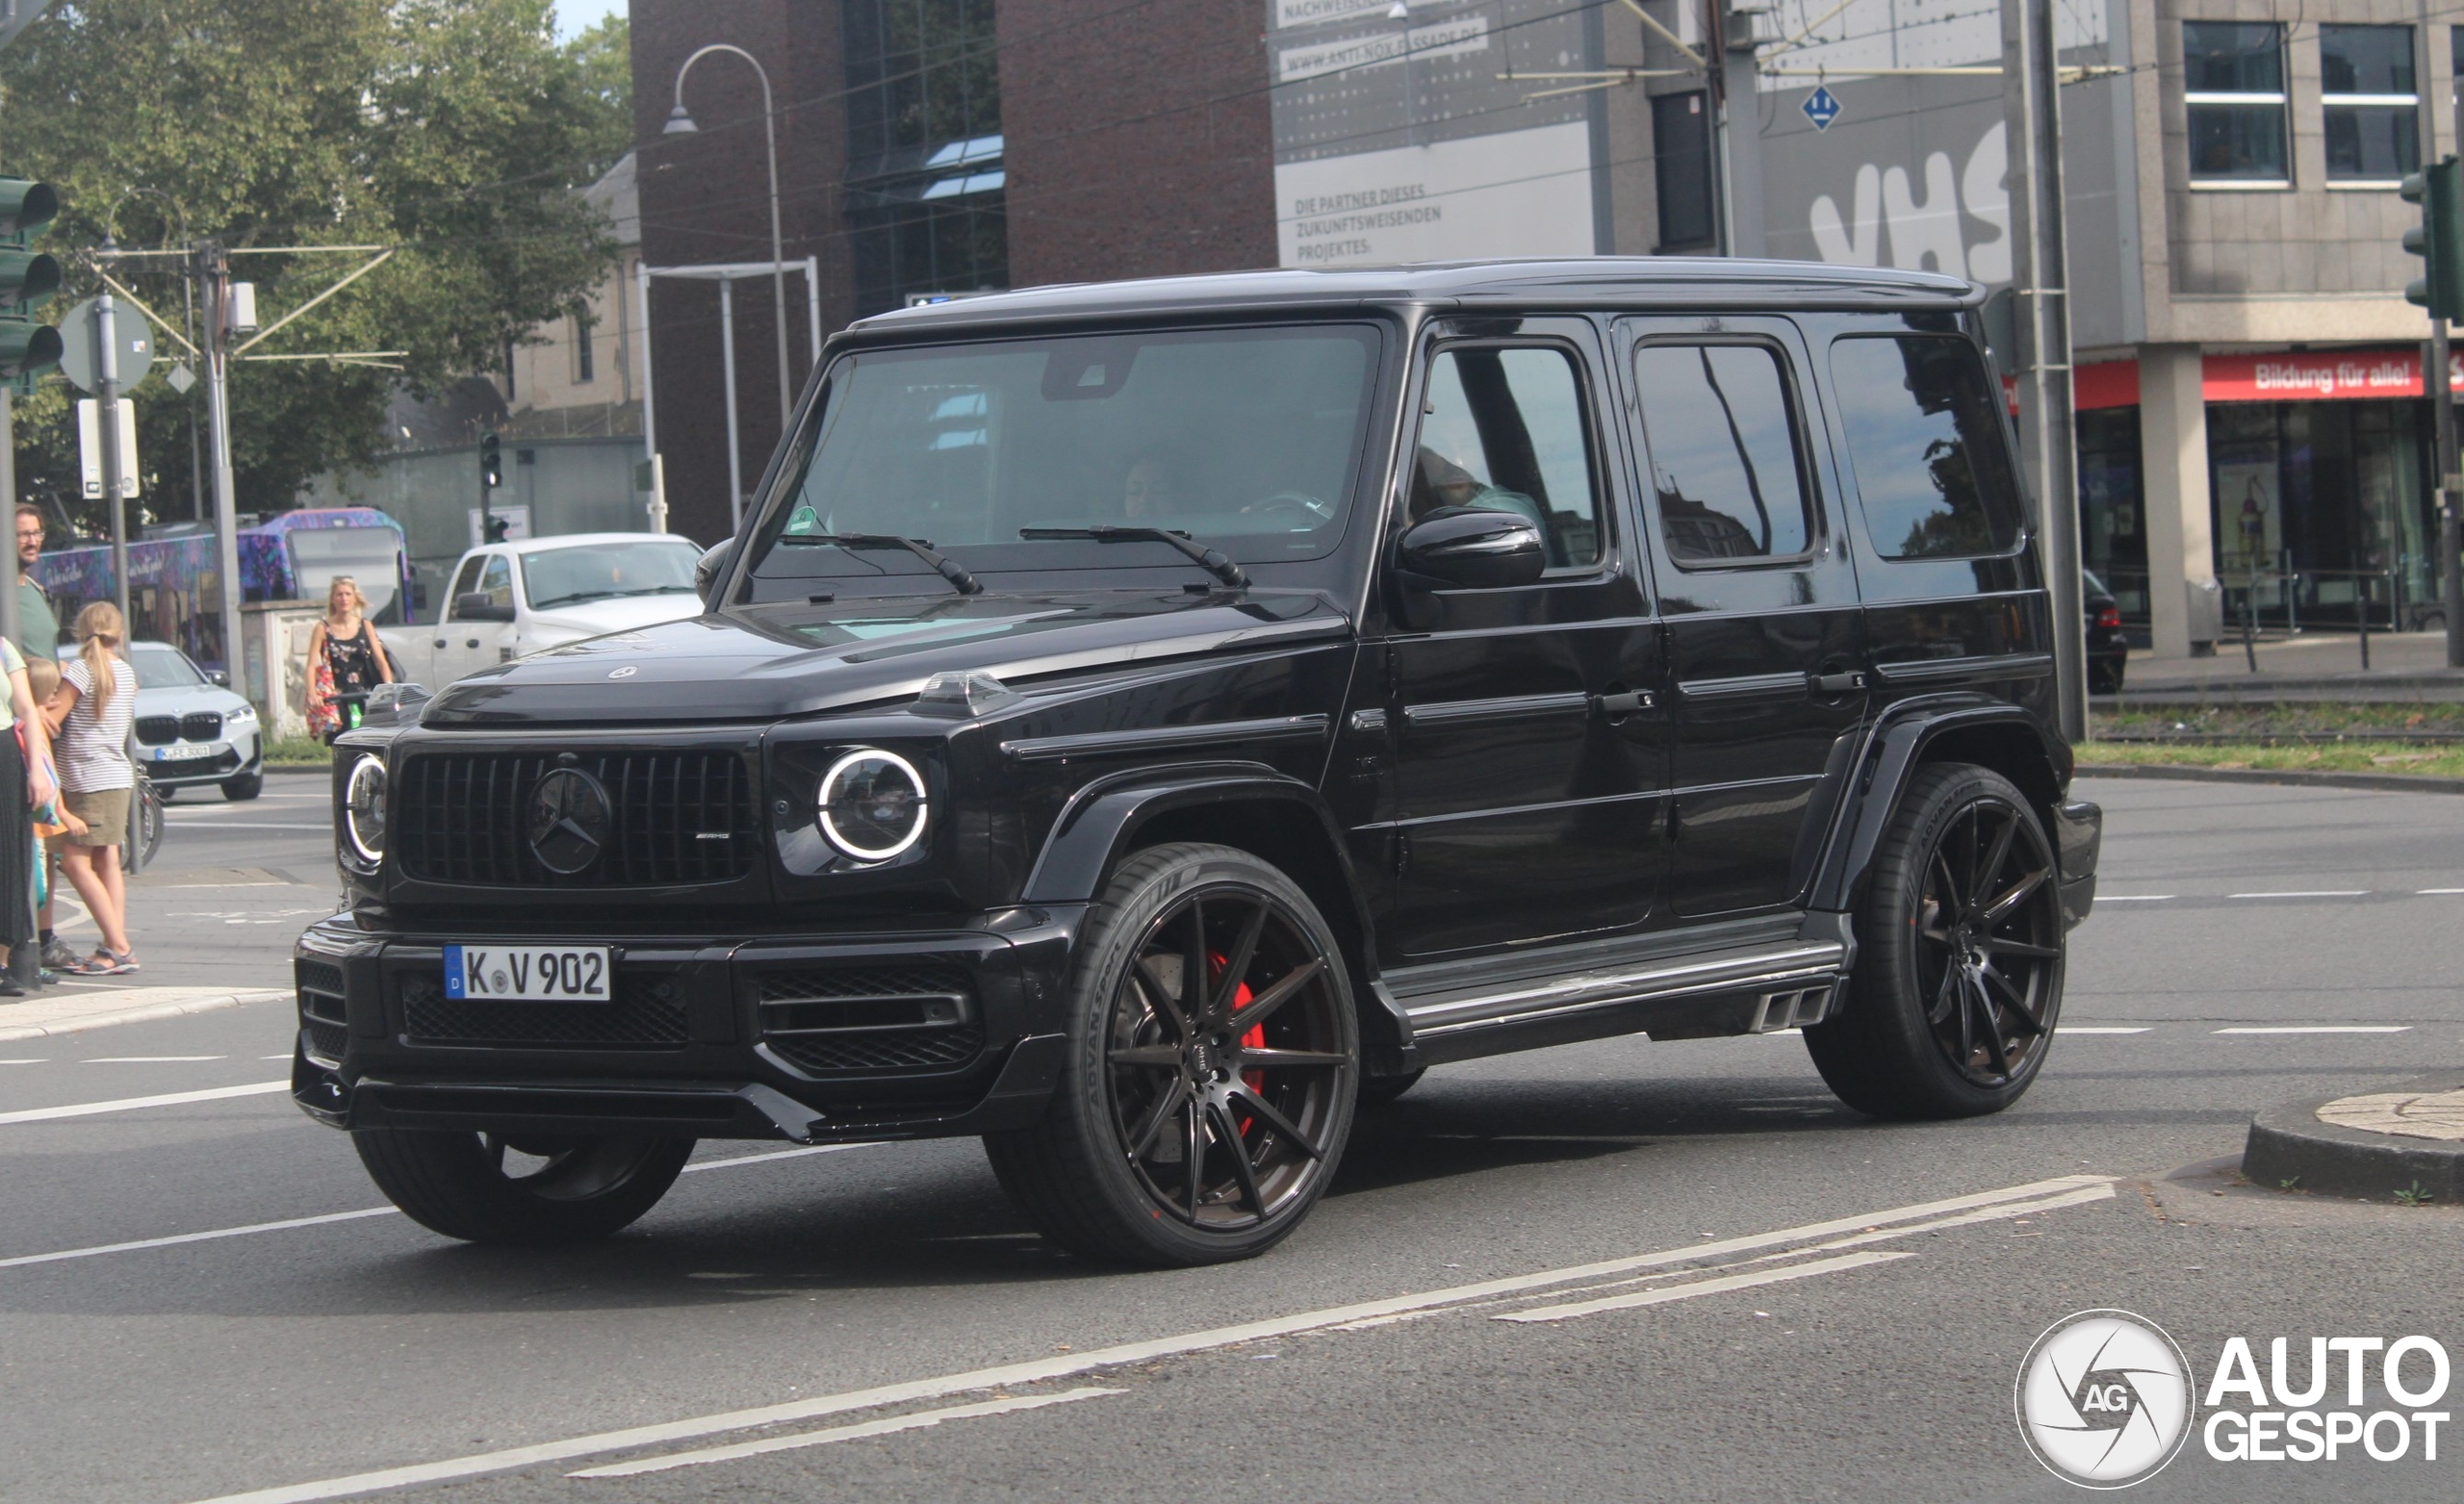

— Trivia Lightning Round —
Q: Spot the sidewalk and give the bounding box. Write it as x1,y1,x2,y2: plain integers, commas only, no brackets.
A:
0,983,290,1043
2115,629,2464,701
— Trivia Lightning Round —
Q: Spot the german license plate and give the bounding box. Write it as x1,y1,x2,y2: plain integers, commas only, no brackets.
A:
443,944,612,1002
154,743,219,761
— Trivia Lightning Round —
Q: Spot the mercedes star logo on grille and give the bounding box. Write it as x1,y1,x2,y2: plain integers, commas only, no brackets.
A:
527,767,612,875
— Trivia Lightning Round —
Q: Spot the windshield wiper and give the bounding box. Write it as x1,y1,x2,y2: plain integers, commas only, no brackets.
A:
1018,526,1247,589
777,532,982,595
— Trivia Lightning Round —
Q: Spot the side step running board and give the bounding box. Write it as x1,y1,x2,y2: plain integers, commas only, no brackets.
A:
1401,940,1848,1039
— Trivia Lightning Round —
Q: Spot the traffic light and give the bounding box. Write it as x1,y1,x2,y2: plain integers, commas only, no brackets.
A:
0,176,62,388
479,430,501,490
2401,159,2464,319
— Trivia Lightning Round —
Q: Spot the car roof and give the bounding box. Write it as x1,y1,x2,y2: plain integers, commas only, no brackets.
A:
488,532,702,555
855,257,1981,337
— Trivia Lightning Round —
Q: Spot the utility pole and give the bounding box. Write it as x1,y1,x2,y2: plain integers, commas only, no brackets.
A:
2002,0,2086,740
199,241,243,682
2421,0,2464,667
95,293,128,625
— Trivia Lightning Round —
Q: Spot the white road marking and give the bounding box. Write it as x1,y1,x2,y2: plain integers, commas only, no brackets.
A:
2226,890,2370,899
180,1174,2116,1504
1494,1249,1916,1324
0,1058,44,1065
2061,1026,2152,1034
2419,888,2464,895
0,1143,880,1275
83,1056,225,1063
2214,1025,2412,1034
0,1210,398,1271
2095,894,2174,902
566,1389,1123,1479
0,1080,289,1124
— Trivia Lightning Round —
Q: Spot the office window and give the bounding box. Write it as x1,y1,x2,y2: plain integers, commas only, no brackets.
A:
1631,344,1812,564
570,310,596,386
843,0,1009,317
1653,91,1715,251
2322,25,2418,183
2184,22,2288,183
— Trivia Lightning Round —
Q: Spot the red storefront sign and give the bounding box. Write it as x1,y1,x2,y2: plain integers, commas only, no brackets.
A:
2200,349,2458,402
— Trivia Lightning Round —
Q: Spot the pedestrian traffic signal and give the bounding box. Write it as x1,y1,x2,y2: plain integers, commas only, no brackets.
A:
479,430,501,490
2401,159,2464,319
0,175,62,386
483,514,509,544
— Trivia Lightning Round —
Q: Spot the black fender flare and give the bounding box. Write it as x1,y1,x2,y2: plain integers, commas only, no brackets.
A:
1016,761,1403,1063
1808,698,2071,917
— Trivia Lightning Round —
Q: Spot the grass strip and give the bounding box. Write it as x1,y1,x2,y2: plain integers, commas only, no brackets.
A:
2075,741,2464,777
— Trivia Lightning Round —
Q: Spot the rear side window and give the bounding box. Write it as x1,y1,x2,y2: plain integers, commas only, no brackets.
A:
1630,344,1812,564
1829,335,2023,559
1410,346,1604,569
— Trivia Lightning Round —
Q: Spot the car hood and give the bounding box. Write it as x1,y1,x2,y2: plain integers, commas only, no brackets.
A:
132,683,256,722
421,588,1352,727
521,592,706,641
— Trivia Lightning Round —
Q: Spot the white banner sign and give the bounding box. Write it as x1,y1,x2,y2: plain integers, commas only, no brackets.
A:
1276,15,1488,84
1276,121,1595,268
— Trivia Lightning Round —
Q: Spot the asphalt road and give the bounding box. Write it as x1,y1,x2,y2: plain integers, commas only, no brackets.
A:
3,776,2460,1503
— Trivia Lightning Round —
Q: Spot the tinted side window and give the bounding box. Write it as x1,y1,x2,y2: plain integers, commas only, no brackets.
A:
478,555,514,610
1631,344,1812,564
1829,335,2022,559
446,556,485,619
1410,346,1603,569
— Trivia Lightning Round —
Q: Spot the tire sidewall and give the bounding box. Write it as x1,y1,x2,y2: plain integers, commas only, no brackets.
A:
1049,844,1358,1263
1856,764,2063,1114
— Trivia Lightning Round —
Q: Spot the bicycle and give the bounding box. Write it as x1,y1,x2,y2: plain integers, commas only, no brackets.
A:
121,770,165,876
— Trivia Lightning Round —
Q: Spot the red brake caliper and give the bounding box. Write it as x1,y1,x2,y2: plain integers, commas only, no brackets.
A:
1211,953,1266,1136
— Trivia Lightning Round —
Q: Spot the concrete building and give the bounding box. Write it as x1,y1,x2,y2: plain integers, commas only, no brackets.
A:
627,2,2461,652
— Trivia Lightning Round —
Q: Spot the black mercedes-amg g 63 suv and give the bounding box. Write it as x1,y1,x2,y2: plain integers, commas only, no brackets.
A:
296,259,2100,1267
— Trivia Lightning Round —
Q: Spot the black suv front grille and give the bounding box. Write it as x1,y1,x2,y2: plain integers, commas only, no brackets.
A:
181,710,224,741
756,963,984,1076
398,969,689,1049
393,749,758,887
134,715,179,746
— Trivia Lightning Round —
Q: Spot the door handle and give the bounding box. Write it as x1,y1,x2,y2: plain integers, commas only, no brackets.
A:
432,638,447,648
1810,671,1866,694
1592,690,1655,716
465,638,481,650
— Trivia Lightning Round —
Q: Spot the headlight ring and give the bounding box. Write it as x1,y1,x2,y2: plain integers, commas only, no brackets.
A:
343,755,388,866
817,748,929,863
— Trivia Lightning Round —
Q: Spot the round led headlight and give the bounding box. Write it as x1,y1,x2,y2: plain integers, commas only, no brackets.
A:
817,749,928,863
343,755,388,866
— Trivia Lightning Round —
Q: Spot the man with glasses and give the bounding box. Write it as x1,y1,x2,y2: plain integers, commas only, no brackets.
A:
13,505,57,669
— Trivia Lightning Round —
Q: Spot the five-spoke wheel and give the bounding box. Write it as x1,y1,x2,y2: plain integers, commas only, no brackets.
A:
987,843,1357,1265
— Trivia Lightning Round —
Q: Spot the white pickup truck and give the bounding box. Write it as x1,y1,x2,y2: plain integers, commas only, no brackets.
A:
381,532,707,690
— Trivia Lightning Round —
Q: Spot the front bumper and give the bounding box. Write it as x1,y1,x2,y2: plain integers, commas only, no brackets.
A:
291,908,1081,1144
141,733,261,787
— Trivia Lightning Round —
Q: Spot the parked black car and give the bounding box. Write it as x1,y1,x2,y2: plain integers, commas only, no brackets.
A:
296,260,2100,1267
2084,570,2128,694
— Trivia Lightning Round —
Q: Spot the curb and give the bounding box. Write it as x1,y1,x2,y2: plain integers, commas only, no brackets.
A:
267,765,329,777
2108,672,2464,697
0,988,291,1043
2243,1079,2464,1204
2074,763,2464,796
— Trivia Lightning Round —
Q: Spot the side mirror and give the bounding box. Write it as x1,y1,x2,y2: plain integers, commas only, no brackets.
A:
696,538,738,608
453,592,516,623
1394,507,1547,591
207,669,230,688
366,681,432,718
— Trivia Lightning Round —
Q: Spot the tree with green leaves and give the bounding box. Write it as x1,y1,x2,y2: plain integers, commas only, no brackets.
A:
0,0,629,534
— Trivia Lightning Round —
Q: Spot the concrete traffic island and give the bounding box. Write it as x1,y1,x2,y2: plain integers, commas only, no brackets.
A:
2245,1079,2464,1204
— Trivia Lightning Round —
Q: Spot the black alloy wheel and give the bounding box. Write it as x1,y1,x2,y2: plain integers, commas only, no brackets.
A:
1806,763,2066,1119
352,1128,694,1244
986,843,1358,1265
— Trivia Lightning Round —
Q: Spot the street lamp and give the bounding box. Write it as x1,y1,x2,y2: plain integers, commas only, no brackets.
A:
666,43,793,439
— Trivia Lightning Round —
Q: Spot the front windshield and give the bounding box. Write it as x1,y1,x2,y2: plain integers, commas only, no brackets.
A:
129,645,206,690
519,541,703,611
743,324,1381,597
